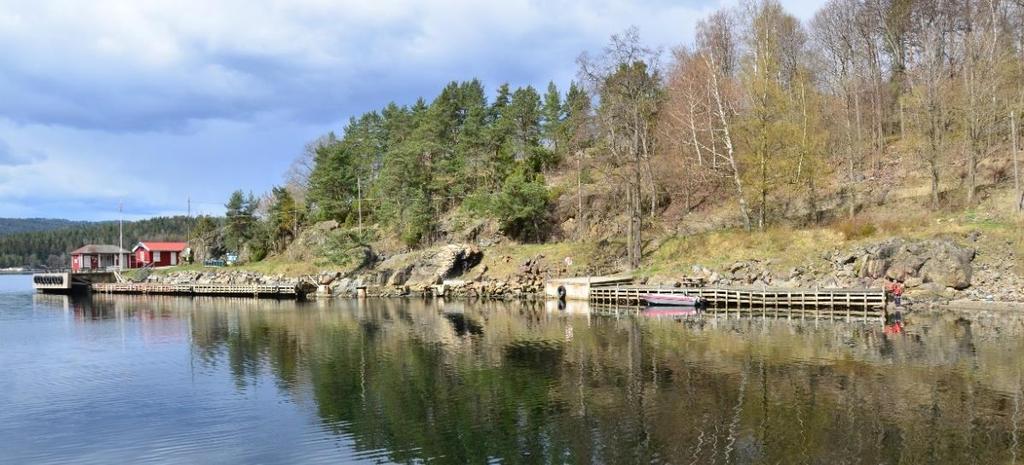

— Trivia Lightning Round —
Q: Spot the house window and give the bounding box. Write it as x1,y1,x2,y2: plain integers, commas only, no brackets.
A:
154,251,162,262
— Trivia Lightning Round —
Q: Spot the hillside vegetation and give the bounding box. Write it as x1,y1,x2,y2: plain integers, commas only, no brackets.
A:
186,0,1024,286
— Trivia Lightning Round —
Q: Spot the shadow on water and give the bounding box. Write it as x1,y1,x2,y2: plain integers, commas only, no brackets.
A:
22,293,1024,464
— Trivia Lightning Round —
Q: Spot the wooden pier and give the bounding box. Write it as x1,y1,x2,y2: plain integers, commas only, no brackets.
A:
91,282,314,299
589,284,886,317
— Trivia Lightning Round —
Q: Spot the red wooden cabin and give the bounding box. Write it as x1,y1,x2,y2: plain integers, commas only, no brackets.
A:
132,241,187,267
70,245,130,272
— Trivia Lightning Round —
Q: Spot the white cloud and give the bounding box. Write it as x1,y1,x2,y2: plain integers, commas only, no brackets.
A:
0,0,827,219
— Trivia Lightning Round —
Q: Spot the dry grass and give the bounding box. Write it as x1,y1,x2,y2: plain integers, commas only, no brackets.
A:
477,241,615,279
643,227,844,278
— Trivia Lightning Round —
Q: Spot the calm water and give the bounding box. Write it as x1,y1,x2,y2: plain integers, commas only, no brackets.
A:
3,274,1024,464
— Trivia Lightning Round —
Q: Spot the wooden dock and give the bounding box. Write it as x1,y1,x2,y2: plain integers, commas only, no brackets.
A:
590,284,886,317
33,271,116,294
91,282,313,298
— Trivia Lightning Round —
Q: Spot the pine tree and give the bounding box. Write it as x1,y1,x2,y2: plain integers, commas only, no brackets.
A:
269,186,298,250
224,190,256,253
541,81,563,156
307,140,357,222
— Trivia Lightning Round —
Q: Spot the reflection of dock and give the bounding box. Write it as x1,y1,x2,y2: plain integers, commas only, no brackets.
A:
91,282,314,298
589,303,884,322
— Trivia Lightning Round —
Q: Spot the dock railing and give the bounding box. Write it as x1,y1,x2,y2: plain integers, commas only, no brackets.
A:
589,284,886,318
91,282,304,298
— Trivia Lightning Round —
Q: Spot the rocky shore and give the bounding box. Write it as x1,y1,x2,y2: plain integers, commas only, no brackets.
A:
650,237,1021,304
146,243,547,300
145,234,1023,305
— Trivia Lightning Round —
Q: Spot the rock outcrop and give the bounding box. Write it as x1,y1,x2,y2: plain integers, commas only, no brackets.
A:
368,243,483,288
847,238,975,290
668,237,985,302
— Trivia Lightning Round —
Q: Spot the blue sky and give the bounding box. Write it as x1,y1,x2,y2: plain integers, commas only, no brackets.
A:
0,0,826,221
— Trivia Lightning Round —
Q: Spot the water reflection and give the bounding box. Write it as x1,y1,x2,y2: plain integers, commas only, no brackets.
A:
16,294,1024,464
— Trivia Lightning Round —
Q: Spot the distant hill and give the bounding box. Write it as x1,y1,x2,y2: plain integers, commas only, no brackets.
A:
0,216,194,268
0,218,93,236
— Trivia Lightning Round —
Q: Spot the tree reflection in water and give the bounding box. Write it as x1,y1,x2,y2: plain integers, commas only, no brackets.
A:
68,295,1024,464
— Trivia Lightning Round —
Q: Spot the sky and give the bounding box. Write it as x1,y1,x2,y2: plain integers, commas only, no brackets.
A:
0,0,827,221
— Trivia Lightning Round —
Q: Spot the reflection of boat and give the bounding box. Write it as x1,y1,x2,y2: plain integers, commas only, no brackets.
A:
642,307,700,318
641,293,704,307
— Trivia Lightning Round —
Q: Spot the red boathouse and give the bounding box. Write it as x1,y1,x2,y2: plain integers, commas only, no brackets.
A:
70,245,130,272
132,241,187,267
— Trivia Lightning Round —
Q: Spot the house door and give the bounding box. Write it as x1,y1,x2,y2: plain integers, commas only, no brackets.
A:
89,255,98,269
170,252,177,266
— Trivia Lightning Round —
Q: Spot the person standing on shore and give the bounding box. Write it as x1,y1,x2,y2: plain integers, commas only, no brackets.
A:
886,280,904,307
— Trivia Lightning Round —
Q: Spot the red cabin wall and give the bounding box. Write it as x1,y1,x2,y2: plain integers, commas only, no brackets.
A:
133,249,177,267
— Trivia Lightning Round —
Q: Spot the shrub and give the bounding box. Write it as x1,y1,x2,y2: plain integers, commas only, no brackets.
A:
466,169,550,242
832,218,877,240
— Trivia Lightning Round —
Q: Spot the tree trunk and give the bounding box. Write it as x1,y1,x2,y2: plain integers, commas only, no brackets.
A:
577,153,585,240
1013,111,1021,212
759,143,768,231
630,158,643,269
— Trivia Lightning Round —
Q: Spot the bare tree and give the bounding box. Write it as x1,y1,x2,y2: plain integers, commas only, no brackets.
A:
578,27,662,269
960,0,1013,204
906,0,958,208
697,11,754,230
813,0,866,217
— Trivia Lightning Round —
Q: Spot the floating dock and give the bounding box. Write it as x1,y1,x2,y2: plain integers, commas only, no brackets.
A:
91,282,314,299
547,277,887,317
33,271,116,294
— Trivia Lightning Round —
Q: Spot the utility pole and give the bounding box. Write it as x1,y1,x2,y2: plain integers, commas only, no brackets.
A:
1013,111,1021,212
118,201,124,270
187,195,192,242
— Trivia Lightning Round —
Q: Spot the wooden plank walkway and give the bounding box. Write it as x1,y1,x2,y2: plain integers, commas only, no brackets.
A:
590,284,886,317
91,282,307,298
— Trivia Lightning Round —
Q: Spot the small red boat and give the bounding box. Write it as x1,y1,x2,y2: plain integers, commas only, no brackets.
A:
641,293,704,307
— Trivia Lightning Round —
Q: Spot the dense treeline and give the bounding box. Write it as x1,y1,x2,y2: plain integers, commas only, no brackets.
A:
227,0,1024,269
0,218,91,236
225,79,592,258
0,216,191,268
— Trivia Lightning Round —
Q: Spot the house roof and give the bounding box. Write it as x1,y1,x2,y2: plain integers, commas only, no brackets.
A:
71,244,129,255
133,241,188,252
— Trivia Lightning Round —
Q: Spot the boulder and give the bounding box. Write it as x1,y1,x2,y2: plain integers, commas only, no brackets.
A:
374,243,484,287
858,256,890,279
918,240,974,290
839,238,974,290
